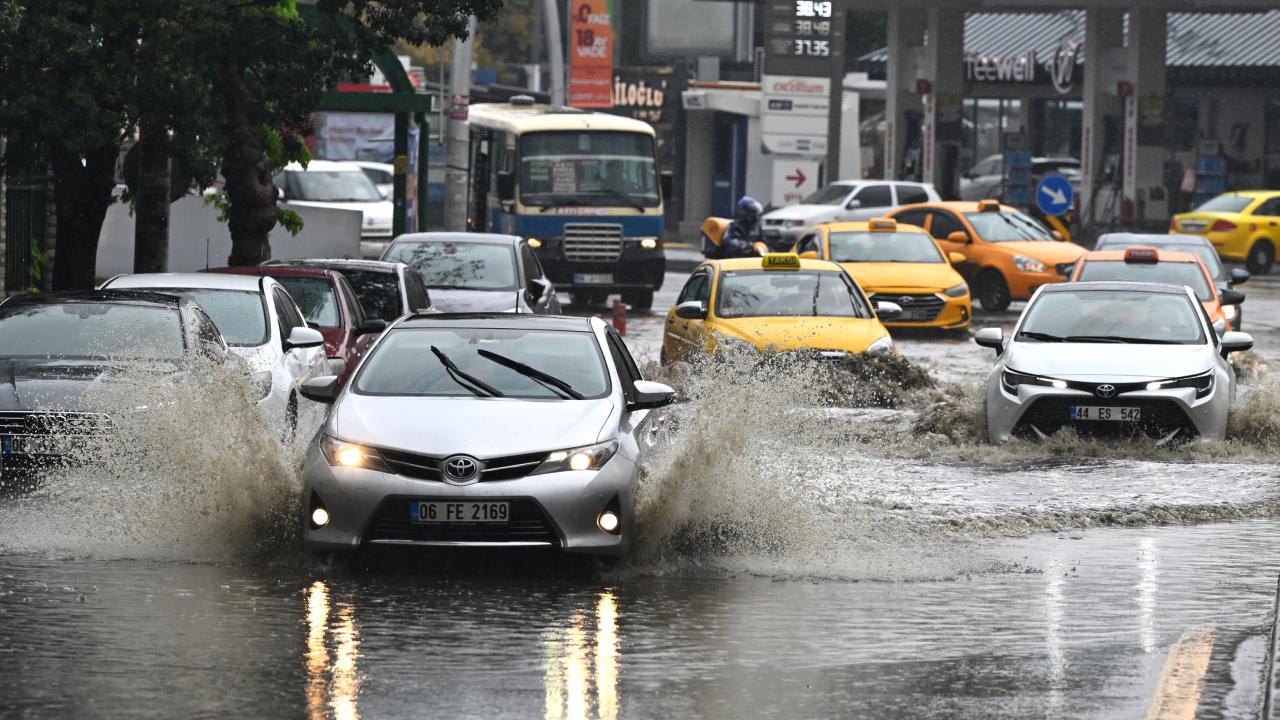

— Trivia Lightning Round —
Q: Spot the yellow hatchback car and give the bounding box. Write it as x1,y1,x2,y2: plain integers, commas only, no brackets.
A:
1172,191,1280,274
660,254,898,364
793,218,971,330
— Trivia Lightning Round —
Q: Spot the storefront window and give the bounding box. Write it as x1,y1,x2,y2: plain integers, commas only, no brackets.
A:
962,99,1024,170
1039,100,1082,157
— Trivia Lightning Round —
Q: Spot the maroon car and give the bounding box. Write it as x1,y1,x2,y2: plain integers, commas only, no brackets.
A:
208,266,385,385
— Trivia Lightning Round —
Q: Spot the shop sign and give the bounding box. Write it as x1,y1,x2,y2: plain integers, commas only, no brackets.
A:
964,40,1080,95
569,0,614,108
760,0,846,157
609,68,673,125
761,74,830,155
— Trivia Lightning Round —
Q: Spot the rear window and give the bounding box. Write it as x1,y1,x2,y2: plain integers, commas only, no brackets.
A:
341,269,403,322
385,242,518,292
1196,194,1252,213
828,231,944,263
0,303,184,361
137,288,268,347
801,184,854,205
963,211,1054,242
273,276,340,328
1076,260,1214,301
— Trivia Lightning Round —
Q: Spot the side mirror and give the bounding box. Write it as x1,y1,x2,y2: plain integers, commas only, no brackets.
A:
798,250,818,259
947,231,971,244
1221,331,1253,354
527,277,552,299
299,375,340,404
379,186,392,200
497,171,515,202
948,251,967,265
1051,230,1065,242
846,198,862,209
629,380,676,410
1230,268,1251,285
356,318,387,335
974,327,1004,353
875,301,902,321
1220,288,1246,306
285,326,324,350
674,300,708,320
660,171,674,203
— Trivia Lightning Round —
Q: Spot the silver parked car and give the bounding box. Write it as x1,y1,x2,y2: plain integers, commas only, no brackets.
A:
298,313,674,556
382,233,560,314
760,181,940,246
976,282,1253,443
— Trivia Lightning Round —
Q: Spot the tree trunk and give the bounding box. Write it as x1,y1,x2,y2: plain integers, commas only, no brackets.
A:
50,144,119,291
133,126,171,273
221,78,278,267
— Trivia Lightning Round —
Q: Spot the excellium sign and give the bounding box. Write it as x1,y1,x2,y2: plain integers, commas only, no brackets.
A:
963,40,1080,95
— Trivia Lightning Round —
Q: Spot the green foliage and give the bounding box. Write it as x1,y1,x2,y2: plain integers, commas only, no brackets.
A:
25,237,48,293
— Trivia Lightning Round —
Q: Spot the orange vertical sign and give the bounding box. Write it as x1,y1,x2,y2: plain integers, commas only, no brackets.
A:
568,0,614,108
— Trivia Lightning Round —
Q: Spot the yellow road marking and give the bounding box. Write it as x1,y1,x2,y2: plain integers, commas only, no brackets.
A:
1145,625,1216,720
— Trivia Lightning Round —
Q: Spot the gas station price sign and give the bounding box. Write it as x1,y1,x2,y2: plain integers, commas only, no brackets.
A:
764,0,846,74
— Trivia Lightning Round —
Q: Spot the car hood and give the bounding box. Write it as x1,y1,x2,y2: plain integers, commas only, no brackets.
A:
1003,342,1212,381
764,204,841,223
229,344,277,373
841,262,963,292
0,359,181,411
994,241,1086,263
429,288,520,313
287,199,393,220
714,316,888,353
334,395,615,456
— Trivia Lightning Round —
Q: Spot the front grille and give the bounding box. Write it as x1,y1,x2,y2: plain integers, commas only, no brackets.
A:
869,292,945,322
363,497,561,545
379,447,548,482
0,411,113,435
1014,397,1196,440
1055,262,1077,277
563,224,624,262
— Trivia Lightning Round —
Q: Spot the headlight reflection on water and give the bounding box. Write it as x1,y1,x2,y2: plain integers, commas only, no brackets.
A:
544,591,620,720
305,581,362,720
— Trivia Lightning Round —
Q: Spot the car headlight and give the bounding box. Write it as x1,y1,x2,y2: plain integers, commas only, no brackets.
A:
1001,369,1067,394
634,236,659,249
531,439,618,475
1012,255,1047,273
715,334,757,354
251,370,273,400
320,435,391,472
786,219,807,228
1223,304,1237,321
943,282,969,298
1145,371,1214,398
866,336,895,355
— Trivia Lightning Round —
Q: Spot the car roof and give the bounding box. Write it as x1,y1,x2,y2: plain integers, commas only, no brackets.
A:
389,232,520,247
209,265,340,280
908,201,1014,213
1096,233,1212,248
395,313,595,332
281,159,361,173
712,257,846,272
3,289,185,308
1217,190,1280,199
1046,281,1190,295
819,220,930,234
262,258,403,273
105,272,268,292
1080,249,1201,263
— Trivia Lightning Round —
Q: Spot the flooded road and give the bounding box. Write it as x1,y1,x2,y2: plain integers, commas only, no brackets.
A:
3,271,1280,718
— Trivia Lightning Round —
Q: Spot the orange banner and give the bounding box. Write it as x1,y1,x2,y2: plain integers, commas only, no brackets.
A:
569,0,614,108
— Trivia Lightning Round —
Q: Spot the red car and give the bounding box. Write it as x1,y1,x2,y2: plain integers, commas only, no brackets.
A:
208,266,385,385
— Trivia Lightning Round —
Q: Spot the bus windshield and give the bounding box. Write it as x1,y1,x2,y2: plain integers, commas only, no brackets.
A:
519,131,659,207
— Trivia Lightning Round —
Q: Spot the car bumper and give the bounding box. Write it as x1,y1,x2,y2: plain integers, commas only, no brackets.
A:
301,442,634,556
534,244,665,291
1006,269,1069,300
869,290,971,329
985,378,1228,442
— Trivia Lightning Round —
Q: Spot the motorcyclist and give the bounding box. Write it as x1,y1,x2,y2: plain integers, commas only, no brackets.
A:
721,196,764,258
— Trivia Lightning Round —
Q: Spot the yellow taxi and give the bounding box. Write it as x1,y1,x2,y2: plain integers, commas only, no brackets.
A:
1171,191,1280,274
792,218,971,330
1069,246,1245,331
660,253,897,364
887,200,1086,312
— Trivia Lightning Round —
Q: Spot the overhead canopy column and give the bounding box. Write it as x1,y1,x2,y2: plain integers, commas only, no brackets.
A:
922,5,965,197
1123,8,1168,224
884,5,924,181
1080,9,1124,225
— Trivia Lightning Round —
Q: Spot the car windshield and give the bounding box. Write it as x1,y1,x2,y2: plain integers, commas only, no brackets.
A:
273,276,339,328
354,328,609,399
1195,194,1253,213
384,242,518,292
140,288,268,347
340,270,403,322
0,303,184,361
715,270,868,319
287,170,382,203
519,131,659,206
1076,260,1214,302
1017,290,1205,345
963,211,1054,242
828,231,944,263
800,184,854,205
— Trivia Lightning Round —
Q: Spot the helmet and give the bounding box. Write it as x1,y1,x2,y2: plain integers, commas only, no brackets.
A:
736,196,762,220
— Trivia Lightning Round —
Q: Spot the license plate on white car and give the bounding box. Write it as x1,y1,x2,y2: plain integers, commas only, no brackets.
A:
410,501,509,524
1070,406,1141,422
573,273,613,285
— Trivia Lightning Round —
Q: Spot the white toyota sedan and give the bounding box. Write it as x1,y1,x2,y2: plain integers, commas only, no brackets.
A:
975,281,1253,443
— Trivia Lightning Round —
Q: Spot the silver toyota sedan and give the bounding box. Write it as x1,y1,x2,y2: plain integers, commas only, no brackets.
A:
298,313,674,556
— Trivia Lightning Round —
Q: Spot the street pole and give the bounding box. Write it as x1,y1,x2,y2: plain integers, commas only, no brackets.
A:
443,17,476,232
543,0,565,105
824,0,845,182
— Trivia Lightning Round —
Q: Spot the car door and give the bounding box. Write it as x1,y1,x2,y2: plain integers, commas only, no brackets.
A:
604,327,665,455
1252,197,1280,234
665,270,712,360
926,210,979,282
338,275,376,363
840,184,894,221
795,231,822,258
894,183,930,207
272,286,324,388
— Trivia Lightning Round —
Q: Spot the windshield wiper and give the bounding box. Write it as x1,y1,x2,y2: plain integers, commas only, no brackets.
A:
476,349,583,399
539,198,582,213
592,187,646,212
1017,331,1065,342
430,346,504,398
1065,335,1181,345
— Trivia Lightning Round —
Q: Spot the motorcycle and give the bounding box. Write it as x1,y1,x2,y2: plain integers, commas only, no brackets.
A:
699,217,769,258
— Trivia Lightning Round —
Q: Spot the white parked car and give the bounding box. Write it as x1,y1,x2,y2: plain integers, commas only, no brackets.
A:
347,160,395,200
275,160,395,259
761,181,940,245
976,281,1253,443
958,154,1081,202
100,273,327,436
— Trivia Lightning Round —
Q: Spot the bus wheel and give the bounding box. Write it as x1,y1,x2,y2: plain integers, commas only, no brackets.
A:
622,289,654,311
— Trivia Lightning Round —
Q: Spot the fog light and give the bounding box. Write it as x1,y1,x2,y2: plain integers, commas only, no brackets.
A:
639,237,658,249
597,510,619,533
311,507,330,527
1049,379,1067,389
1147,381,1164,391
568,451,593,471
336,446,363,467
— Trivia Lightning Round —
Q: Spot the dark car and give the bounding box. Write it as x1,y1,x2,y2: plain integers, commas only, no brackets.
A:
208,266,386,384
260,258,432,323
1094,232,1251,328
381,233,561,314
0,290,232,490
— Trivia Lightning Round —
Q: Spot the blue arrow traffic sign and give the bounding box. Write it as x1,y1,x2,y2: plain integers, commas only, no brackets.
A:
1035,174,1074,217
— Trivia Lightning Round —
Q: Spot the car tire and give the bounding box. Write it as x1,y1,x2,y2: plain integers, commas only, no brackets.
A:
622,289,654,311
976,270,1012,312
1246,240,1275,275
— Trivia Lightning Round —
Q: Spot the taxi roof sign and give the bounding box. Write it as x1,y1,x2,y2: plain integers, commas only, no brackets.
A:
761,253,802,270
977,200,1001,212
868,218,898,232
1124,246,1160,263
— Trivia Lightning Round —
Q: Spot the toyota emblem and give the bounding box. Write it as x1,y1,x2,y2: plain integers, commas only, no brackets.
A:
898,296,914,305
1095,384,1116,399
442,455,482,484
